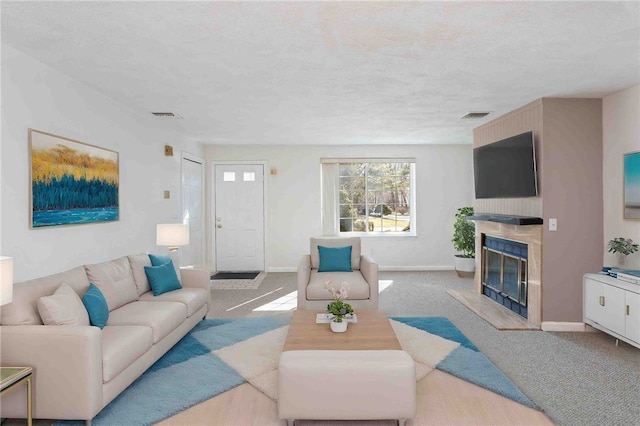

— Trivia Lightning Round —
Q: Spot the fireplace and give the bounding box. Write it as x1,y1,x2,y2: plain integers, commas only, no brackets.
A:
472,216,542,328
481,236,528,318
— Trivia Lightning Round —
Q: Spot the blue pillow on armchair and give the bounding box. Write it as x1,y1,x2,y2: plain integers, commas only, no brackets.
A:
317,245,353,272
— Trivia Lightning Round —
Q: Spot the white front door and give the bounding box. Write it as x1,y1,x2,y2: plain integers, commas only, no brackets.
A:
214,164,265,272
181,154,205,267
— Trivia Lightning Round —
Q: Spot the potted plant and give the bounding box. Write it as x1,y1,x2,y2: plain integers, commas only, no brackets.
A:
325,281,354,333
607,237,639,266
452,206,476,277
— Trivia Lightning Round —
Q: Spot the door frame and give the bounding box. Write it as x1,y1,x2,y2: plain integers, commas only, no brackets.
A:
210,161,268,272
181,151,206,267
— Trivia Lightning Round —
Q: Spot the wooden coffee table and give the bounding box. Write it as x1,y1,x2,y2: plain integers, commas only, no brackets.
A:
283,309,401,351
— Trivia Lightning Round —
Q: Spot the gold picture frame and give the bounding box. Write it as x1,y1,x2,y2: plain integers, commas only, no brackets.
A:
29,129,119,228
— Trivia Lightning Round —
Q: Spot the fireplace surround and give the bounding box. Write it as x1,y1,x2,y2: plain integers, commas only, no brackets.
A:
471,215,543,328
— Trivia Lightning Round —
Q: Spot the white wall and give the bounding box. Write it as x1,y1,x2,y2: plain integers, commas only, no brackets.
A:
205,144,473,271
1,44,204,281
603,84,640,269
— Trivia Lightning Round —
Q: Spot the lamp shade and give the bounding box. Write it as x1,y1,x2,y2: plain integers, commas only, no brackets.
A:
0,256,13,306
156,224,190,247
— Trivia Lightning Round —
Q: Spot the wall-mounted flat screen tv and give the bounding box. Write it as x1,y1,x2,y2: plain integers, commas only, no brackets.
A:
473,131,538,199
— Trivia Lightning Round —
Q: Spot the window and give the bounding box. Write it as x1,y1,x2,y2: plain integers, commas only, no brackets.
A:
322,160,415,235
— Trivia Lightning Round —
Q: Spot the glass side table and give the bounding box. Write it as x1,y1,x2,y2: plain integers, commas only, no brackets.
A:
1,367,33,426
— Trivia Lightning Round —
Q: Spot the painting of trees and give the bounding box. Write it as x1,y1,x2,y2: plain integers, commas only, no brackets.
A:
29,129,119,227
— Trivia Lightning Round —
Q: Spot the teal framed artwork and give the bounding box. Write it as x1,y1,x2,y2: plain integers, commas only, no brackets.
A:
29,129,119,228
624,151,640,220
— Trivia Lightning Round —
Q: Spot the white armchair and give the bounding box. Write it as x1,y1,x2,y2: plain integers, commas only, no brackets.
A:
297,237,378,310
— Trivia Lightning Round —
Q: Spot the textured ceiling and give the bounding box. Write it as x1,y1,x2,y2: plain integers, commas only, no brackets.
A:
2,1,639,146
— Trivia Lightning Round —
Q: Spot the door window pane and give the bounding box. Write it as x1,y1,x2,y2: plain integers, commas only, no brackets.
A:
223,172,235,182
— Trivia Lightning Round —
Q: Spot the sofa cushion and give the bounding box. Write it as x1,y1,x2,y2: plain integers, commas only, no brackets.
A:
311,237,361,271
82,284,109,329
139,288,208,317
84,257,139,311
37,283,90,326
306,271,370,300
317,246,353,272
101,325,153,383
149,253,182,284
144,261,182,296
107,301,186,343
128,254,152,295
1,266,90,325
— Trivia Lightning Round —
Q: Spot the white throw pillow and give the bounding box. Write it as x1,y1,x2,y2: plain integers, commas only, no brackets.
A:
37,283,90,326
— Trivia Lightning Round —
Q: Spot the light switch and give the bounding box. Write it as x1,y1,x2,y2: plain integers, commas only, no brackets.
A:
549,218,557,231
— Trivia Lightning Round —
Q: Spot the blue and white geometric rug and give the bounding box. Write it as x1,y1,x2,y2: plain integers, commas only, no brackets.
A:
55,316,536,426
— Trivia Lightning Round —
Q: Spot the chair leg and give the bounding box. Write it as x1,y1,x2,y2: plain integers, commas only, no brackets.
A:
398,419,407,426
286,420,295,426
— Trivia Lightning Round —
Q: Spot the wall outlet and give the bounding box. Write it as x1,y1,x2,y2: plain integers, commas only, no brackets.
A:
549,218,557,231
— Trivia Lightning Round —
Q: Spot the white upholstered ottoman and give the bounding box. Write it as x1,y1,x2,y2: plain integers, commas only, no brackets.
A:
277,350,416,426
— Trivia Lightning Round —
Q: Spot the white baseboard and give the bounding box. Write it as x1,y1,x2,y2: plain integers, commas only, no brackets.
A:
267,267,297,273
541,322,587,332
268,266,455,273
379,266,454,272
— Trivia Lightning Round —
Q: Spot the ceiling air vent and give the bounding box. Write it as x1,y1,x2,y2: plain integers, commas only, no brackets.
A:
151,112,183,119
460,112,490,119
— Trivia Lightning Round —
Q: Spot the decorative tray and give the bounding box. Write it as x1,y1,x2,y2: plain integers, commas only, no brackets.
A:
315,313,357,324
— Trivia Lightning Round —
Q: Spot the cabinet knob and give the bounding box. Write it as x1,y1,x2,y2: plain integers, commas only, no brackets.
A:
217,224,222,229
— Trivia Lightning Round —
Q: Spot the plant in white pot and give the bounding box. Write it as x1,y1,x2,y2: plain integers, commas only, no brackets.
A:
452,206,476,278
607,237,639,267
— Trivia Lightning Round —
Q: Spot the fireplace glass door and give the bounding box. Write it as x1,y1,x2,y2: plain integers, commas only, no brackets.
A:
482,242,528,318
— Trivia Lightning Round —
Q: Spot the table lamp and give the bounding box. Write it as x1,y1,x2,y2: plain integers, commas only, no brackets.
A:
0,256,14,306
156,224,190,251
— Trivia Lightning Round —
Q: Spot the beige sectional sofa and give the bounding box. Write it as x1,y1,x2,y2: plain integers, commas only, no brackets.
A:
0,253,210,424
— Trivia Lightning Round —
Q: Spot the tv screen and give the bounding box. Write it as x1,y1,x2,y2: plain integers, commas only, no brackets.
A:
473,131,538,199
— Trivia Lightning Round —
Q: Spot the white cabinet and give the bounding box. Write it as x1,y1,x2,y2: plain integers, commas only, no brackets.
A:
584,273,640,349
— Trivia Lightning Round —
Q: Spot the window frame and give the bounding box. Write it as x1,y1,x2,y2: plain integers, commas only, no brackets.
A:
322,159,416,237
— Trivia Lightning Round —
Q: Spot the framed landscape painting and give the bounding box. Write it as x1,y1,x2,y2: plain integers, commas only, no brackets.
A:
29,129,119,228
624,151,640,220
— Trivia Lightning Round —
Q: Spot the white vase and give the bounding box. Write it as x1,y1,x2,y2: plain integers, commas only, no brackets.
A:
617,253,626,267
330,320,348,333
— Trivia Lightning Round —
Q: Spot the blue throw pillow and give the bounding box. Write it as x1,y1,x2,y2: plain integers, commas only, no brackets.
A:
82,283,109,329
148,253,172,266
318,245,353,272
144,260,182,296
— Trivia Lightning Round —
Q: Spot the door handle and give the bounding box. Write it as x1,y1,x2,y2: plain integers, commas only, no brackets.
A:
217,224,222,228
599,296,605,306
627,305,630,316
216,217,221,221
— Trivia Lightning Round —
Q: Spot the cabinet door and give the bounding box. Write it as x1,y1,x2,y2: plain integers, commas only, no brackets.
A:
625,292,640,344
584,278,603,324
600,284,626,335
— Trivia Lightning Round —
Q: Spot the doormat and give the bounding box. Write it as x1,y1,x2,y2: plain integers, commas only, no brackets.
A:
212,272,260,280
210,272,266,290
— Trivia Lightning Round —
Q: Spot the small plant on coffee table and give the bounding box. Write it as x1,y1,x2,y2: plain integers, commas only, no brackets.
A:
325,281,354,323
